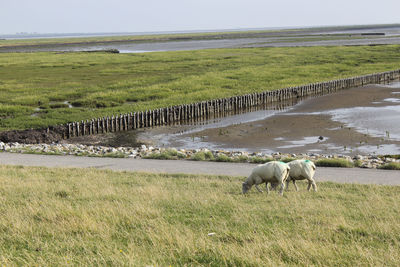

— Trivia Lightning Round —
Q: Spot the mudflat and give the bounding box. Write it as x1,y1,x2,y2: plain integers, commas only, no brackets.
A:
137,84,400,155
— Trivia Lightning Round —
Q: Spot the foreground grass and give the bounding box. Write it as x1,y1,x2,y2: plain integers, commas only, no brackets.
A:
1,45,400,130
0,165,399,265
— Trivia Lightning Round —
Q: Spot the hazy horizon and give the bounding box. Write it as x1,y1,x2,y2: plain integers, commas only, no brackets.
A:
3,23,400,37
1,0,399,35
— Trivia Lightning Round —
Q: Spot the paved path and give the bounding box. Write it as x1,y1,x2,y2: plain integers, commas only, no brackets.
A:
0,152,399,185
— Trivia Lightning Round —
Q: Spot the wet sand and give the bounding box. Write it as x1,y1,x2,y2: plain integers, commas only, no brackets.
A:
137,83,400,155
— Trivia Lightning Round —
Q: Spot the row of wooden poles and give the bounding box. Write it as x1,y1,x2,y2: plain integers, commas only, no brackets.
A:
63,69,400,139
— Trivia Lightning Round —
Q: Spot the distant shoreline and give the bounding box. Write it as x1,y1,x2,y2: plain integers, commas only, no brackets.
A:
1,23,399,46
2,23,400,40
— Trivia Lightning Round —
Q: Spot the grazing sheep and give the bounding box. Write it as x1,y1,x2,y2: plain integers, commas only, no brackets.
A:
242,161,290,195
286,159,317,191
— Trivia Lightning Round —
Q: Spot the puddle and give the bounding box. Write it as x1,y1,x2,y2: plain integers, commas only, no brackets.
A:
356,144,400,155
327,105,400,141
31,107,43,117
63,101,73,108
277,136,328,149
378,81,400,88
383,98,400,103
321,143,348,152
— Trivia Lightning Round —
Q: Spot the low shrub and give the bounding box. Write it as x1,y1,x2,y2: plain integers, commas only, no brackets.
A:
249,156,273,164
204,151,214,160
280,157,296,163
315,158,354,168
101,152,126,158
143,149,184,160
379,154,400,160
191,151,215,161
233,155,249,163
215,154,233,162
191,152,206,161
378,162,400,170
354,160,362,167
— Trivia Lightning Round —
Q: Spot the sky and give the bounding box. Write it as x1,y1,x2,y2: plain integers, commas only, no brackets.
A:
1,0,400,34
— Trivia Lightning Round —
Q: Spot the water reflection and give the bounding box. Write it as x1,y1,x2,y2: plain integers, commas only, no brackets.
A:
328,105,400,141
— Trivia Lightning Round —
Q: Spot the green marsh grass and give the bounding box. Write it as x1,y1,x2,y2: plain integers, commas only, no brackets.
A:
0,165,399,265
1,45,400,130
378,162,400,170
315,158,354,168
191,151,215,161
143,149,186,160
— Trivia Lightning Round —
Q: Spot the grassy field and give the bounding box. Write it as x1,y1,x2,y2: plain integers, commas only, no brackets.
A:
1,45,400,130
0,165,399,266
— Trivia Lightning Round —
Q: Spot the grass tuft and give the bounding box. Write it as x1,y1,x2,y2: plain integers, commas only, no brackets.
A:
378,162,400,170
315,158,354,168
280,157,296,163
191,151,215,161
143,149,186,160
249,156,273,164
215,154,233,162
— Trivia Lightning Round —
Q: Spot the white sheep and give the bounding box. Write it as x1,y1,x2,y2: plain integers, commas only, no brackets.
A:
286,159,317,191
242,161,290,195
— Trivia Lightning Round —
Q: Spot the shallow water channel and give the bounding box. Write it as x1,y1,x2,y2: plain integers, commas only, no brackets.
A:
136,82,400,155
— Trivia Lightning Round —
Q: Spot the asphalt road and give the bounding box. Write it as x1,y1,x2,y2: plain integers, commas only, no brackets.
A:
0,152,399,185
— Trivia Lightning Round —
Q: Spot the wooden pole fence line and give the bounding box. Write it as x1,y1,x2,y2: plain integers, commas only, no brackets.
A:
63,69,400,139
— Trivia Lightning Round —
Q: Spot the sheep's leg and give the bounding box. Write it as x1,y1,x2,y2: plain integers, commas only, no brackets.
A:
293,180,299,191
278,182,285,196
266,182,270,194
255,185,263,193
270,183,277,191
285,179,290,191
310,179,317,192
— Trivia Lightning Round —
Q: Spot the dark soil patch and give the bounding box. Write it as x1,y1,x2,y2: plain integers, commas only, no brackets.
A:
0,126,66,144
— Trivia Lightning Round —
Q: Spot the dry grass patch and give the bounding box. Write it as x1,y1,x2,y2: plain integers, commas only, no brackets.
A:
0,165,399,266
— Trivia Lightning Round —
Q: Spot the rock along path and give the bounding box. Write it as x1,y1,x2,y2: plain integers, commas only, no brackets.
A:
0,152,399,185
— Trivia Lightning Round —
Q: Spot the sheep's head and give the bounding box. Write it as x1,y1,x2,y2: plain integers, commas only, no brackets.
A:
242,182,251,194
